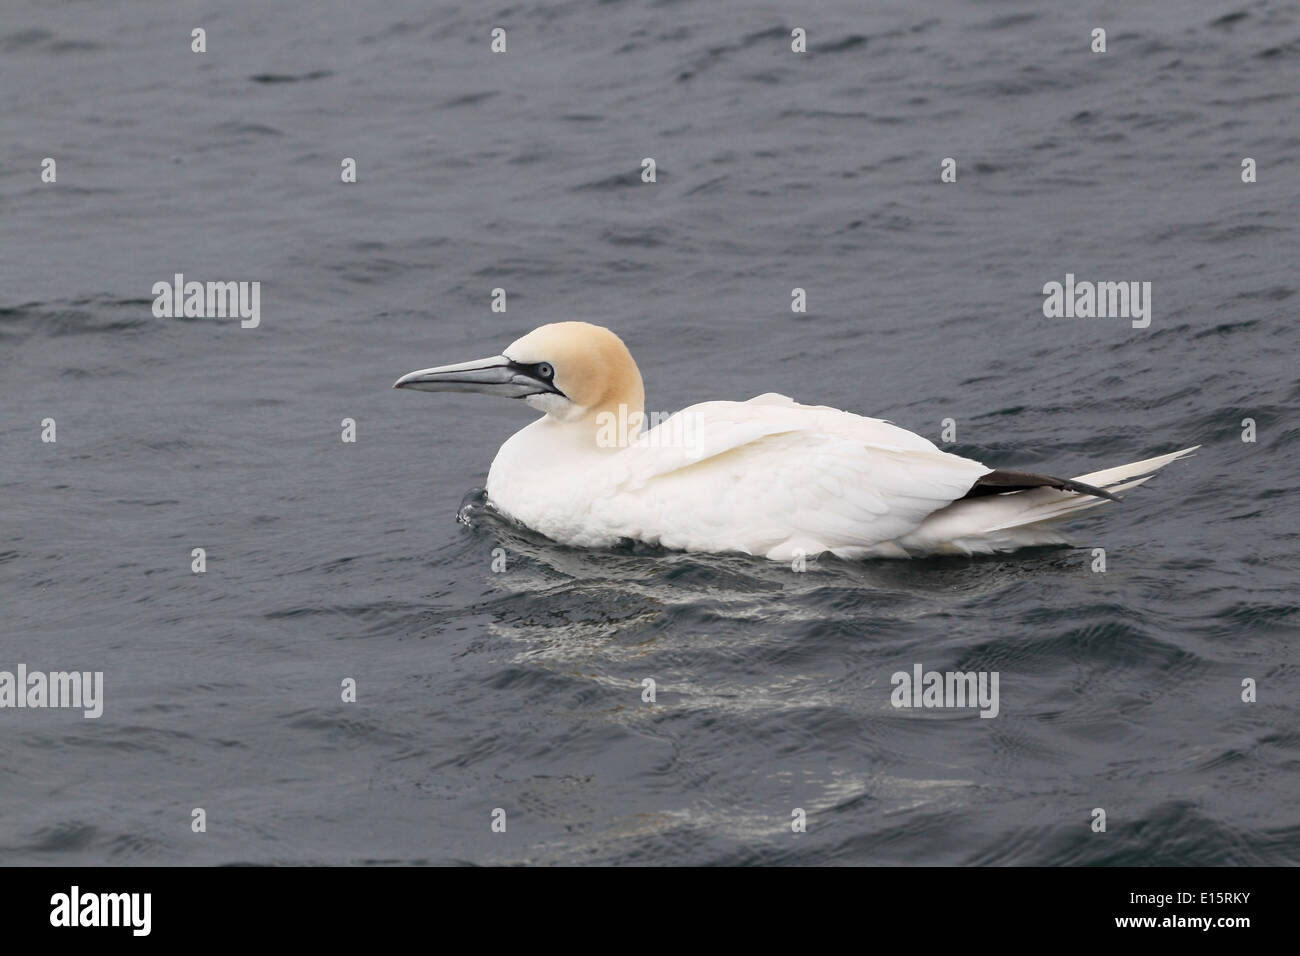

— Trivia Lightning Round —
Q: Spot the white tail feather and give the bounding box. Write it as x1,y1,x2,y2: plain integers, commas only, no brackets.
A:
1071,446,1200,489
897,446,1199,555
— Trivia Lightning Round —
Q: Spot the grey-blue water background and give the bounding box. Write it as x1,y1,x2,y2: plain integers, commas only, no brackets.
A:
2,0,1298,864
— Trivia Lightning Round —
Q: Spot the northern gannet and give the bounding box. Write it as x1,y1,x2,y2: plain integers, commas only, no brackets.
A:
395,322,1197,560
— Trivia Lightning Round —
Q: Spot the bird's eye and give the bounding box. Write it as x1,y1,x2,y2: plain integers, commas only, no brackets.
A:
536,363,554,379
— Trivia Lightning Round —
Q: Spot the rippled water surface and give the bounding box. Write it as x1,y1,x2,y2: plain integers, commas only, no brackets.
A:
2,0,1298,865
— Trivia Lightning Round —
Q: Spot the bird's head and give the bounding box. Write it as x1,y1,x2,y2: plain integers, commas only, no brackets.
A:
393,321,644,424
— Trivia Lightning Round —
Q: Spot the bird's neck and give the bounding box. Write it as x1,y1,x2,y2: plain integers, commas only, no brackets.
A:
536,399,648,453
589,399,648,451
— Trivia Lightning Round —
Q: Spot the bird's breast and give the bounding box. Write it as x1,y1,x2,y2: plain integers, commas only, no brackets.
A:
484,419,626,547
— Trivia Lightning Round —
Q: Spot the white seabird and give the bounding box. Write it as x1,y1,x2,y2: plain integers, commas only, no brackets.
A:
395,322,1197,560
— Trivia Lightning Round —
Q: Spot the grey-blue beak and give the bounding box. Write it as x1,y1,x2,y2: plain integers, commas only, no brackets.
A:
393,355,560,398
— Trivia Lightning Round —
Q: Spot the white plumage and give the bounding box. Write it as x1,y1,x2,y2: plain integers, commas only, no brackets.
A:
396,323,1197,561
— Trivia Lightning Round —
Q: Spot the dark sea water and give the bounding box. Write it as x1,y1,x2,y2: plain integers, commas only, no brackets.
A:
2,0,1298,866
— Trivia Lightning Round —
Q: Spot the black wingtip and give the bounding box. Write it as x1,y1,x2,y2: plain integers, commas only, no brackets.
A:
1060,478,1121,502
962,469,1123,502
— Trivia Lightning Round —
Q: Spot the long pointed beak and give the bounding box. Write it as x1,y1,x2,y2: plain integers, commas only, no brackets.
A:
393,355,558,398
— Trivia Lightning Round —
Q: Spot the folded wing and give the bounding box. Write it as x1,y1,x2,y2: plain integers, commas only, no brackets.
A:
592,394,991,558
